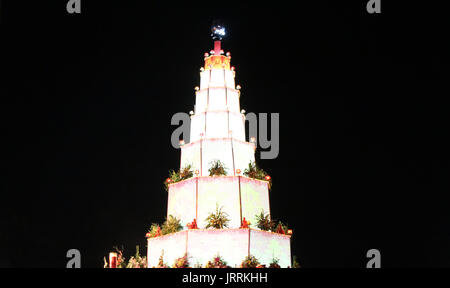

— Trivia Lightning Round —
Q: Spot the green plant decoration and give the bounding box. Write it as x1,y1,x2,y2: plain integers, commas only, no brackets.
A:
269,257,281,268
208,160,228,176
161,215,183,235
205,204,230,229
126,245,147,268
205,254,230,268
255,210,275,231
164,164,194,191
241,255,260,268
173,253,189,268
156,251,169,268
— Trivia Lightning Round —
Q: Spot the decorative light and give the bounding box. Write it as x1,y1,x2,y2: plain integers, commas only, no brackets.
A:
236,169,241,175
236,85,241,90
241,109,246,114
231,66,235,71
166,178,172,183
220,49,224,55
204,52,209,57
287,229,293,235
226,52,231,57
179,140,185,146
210,50,215,55
195,170,199,176
211,25,226,40
194,86,199,91
200,67,204,72
265,175,271,181
189,110,194,115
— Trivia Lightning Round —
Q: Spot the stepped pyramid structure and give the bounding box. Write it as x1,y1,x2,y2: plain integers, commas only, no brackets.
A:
147,25,291,268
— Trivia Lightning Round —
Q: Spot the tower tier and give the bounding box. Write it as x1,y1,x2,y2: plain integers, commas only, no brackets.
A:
180,137,255,176
147,228,291,268
167,176,271,229
190,110,246,143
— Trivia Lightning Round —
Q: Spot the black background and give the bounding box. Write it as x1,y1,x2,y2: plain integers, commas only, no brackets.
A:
2,0,449,268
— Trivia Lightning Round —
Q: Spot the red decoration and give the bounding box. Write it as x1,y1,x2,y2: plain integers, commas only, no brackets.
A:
265,175,271,181
109,252,117,268
187,218,198,229
240,217,249,228
236,169,241,175
166,178,172,183
276,224,285,234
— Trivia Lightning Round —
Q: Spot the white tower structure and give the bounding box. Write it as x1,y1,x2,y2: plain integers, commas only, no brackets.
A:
147,25,292,268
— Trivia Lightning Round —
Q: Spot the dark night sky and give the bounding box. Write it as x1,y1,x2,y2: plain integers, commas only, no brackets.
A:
2,1,449,267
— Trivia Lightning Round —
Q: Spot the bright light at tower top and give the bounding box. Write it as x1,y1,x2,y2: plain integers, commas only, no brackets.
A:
211,25,226,40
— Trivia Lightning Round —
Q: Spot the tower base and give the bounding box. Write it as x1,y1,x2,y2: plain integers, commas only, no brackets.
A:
147,228,291,268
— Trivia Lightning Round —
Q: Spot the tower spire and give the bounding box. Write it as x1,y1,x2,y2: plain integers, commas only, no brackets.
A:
211,24,225,55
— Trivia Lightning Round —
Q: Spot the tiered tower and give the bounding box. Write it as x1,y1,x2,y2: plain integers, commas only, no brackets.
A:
147,25,291,268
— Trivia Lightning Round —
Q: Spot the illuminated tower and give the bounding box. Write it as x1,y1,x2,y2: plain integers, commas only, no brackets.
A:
147,25,292,268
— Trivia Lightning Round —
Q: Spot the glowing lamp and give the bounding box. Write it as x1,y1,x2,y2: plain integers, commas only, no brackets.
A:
109,252,117,268
226,52,231,57
189,110,194,115
195,170,199,176
194,86,199,91
265,175,271,181
241,109,246,114
210,50,215,55
236,169,241,175
211,25,226,40
231,66,235,71
166,178,172,183
220,49,224,54
204,53,209,57
287,229,293,235
236,85,241,90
